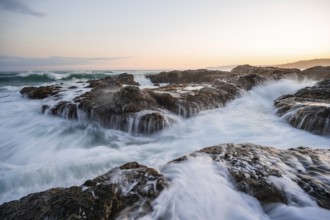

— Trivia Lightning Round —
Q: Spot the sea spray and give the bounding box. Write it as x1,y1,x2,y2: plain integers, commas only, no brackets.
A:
140,156,268,220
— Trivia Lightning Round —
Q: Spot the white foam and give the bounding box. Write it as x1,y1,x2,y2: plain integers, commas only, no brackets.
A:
142,156,268,220
0,76,329,207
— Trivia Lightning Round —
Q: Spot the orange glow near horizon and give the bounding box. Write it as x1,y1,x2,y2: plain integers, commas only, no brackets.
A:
1,0,330,71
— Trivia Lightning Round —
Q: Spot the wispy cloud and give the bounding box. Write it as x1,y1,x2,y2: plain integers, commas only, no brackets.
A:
0,56,132,70
0,0,45,17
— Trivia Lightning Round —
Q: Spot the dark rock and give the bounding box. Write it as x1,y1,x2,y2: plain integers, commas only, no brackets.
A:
146,69,229,84
1,144,330,219
302,66,330,80
87,73,139,88
20,85,61,99
231,73,266,90
112,86,158,113
50,101,78,119
171,143,330,208
231,65,301,80
30,66,330,134
274,80,330,135
77,86,171,134
0,162,167,220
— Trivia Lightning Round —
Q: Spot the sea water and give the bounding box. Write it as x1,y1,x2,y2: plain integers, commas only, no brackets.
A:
0,71,329,219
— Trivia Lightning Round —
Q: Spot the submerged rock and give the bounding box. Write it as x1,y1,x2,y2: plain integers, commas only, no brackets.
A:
0,162,167,220
274,80,330,135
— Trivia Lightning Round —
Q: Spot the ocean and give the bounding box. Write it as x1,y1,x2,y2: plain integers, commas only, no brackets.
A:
0,70,329,219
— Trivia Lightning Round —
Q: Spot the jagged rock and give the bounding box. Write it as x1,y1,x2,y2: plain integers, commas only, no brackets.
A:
77,86,171,134
231,65,301,80
0,162,167,220
274,80,330,135
2,144,329,219
302,66,330,80
87,73,139,88
146,69,230,83
147,80,240,117
50,101,78,119
20,85,61,99
22,66,330,134
171,143,330,209
230,73,266,90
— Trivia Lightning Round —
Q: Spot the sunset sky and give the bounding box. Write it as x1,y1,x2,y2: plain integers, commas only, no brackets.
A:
0,0,330,71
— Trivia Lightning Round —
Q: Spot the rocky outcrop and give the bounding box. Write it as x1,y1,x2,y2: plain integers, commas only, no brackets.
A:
78,86,171,134
0,162,167,220
274,80,330,135
147,80,240,117
302,66,330,80
1,144,329,219
146,69,230,84
171,143,330,209
20,85,61,99
21,66,330,134
231,65,301,80
87,73,139,88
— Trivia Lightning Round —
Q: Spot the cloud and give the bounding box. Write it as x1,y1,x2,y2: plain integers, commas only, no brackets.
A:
0,0,45,17
0,56,131,70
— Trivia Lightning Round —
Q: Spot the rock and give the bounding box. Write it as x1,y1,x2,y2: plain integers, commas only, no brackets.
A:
0,162,167,220
231,65,301,80
20,85,61,99
171,143,330,208
274,80,330,135
302,66,330,80
26,66,330,134
77,86,171,134
147,80,240,117
1,144,329,219
112,86,159,113
50,101,78,119
230,73,266,90
87,73,139,88
146,69,230,84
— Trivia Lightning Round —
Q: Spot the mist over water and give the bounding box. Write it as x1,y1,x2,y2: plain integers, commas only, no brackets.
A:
0,71,329,218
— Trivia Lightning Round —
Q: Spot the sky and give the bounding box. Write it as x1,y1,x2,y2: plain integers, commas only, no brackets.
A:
0,0,329,71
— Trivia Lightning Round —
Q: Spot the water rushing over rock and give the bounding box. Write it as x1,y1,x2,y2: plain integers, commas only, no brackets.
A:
275,80,330,135
0,162,167,220
20,65,320,135
1,144,329,220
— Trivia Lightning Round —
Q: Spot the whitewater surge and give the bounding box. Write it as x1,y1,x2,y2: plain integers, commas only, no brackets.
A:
0,71,329,216
138,156,330,220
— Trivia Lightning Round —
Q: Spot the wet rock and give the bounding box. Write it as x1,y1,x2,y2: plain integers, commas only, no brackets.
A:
29,66,330,134
302,66,330,80
50,101,78,119
230,73,266,90
171,143,330,208
0,162,167,220
274,80,330,135
87,73,139,88
20,85,61,99
77,86,171,134
147,80,240,117
146,69,229,84
1,144,329,219
231,65,301,80
112,86,159,113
